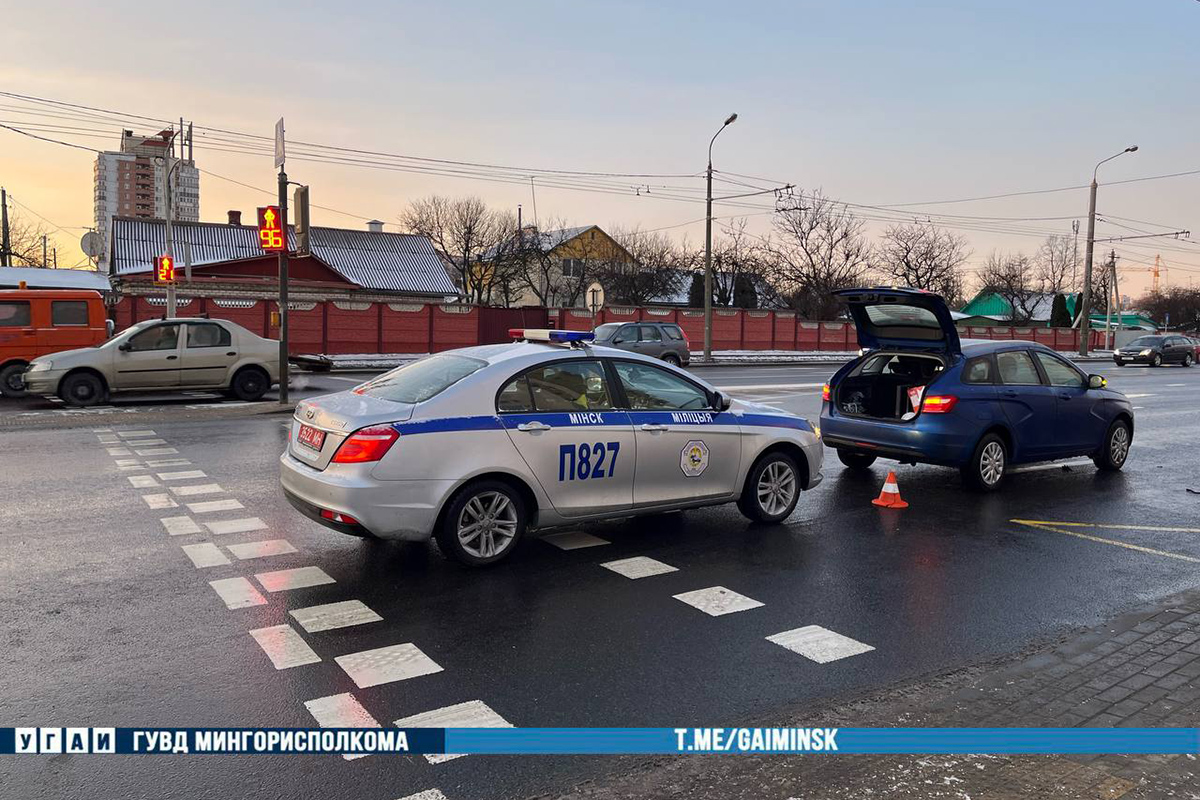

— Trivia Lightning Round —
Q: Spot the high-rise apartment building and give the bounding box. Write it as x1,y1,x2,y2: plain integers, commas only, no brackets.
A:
94,126,199,269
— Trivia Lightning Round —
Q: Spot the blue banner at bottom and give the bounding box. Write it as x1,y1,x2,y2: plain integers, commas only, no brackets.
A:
3,727,1198,755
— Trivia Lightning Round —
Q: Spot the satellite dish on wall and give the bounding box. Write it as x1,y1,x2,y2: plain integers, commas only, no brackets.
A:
80,231,104,259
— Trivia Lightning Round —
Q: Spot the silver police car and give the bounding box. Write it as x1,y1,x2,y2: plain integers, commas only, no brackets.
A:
280,329,824,566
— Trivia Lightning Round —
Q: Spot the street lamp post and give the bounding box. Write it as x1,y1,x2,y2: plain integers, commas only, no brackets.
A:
703,112,737,362
1079,145,1137,356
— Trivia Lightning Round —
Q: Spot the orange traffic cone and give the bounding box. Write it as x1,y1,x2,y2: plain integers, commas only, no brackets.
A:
871,471,909,509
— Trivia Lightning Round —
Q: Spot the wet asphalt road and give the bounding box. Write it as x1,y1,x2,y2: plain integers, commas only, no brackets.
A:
1,361,1199,800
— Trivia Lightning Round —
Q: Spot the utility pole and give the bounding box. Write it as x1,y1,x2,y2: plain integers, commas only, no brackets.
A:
162,127,179,317
275,118,290,406
42,235,47,268
1071,219,1079,291
1104,250,1118,351
0,187,10,267
703,113,738,361
1079,146,1137,356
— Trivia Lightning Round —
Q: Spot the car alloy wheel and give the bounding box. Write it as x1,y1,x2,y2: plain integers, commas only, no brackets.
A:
756,460,797,517
1109,425,1130,466
1151,354,1162,367
979,441,1005,486
1184,354,1193,367
456,490,519,560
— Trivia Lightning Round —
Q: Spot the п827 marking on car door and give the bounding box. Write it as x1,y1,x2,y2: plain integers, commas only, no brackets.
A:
558,441,621,481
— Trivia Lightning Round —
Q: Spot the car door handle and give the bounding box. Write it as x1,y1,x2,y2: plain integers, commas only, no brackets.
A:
640,423,669,432
1059,392,1072,400
226,351,237,357
516,421,551,432
166,355,178,360
1001,390,1018,397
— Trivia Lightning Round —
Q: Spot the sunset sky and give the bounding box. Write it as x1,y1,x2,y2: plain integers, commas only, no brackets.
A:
2,0,1198,296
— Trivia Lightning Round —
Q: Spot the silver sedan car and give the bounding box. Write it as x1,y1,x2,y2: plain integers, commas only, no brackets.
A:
280,329,824,567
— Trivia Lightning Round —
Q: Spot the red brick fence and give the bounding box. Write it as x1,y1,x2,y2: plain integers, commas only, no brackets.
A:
113,296,1102,355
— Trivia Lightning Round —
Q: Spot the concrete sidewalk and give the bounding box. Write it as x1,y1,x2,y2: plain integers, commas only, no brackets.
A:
547,590,1200,800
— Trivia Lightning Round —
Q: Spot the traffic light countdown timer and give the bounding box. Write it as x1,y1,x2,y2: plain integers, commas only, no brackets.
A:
257,206,285,252
153,255,175,284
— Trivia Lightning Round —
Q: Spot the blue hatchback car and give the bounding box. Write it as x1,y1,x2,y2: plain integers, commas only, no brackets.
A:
819,288,1135,490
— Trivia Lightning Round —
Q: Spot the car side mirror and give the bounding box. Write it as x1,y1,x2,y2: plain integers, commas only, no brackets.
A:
118,342,132,352
712,390,733,411
1088,374,1106,389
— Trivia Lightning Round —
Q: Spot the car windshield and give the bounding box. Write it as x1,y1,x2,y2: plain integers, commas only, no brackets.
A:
594,324,622,340
356,354,486,404
1127,336,1163,347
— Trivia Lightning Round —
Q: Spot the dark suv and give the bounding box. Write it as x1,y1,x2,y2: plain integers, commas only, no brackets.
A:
593,322,691,366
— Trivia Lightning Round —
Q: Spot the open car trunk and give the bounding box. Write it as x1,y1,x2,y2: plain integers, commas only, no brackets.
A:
835,352,945,421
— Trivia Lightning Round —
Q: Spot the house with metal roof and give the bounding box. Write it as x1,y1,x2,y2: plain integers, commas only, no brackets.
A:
109,215,457,299
474,224,636,307
0,266,112,292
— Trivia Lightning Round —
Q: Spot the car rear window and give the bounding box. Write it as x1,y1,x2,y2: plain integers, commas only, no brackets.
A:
1127,336,1163,348
963,356,994,384
0,301,31,327
662,325,684,341
862,304,944,341
357,354,485,404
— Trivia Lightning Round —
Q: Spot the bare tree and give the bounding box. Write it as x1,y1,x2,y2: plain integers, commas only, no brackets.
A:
599,226,687,306
2,211,58,267
978,251,1043,324
878,221,970,305
766,191,874,319
398,195,506,304
1035,234,1075,295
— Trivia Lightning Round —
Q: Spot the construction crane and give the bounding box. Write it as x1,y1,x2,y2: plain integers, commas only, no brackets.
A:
1117,254,1168,293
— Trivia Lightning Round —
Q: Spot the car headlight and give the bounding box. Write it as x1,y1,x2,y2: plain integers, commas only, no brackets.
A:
1113,349,1121,355
1140,349,1152,356
27,360,52,372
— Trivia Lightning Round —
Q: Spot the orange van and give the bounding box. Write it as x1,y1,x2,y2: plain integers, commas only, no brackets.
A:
0,289,111,397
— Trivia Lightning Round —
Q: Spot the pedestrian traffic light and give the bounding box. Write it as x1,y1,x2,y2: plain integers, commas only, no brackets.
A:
154,255,175,284
257,206,285,252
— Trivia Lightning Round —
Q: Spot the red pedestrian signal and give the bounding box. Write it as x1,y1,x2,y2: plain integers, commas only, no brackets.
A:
257,205,286,252
154,255,175,284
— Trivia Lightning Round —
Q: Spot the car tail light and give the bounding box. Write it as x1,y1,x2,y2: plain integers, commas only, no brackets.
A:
821,383,831,402
332,425,399,463
320,509,359,524
921,395,958,414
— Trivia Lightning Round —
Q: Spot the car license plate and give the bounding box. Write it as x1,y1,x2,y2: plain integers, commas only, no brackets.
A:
297,424,325,452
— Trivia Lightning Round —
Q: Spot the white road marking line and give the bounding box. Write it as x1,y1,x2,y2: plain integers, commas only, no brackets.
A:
106,447,132,456
303,692,381,760
290,600,382,633
255,566,335,592
672,586,764,616
92,427,113,432
1014,521,1200,564
146,458,191,467
393,700,513,764
160,516,202,536
395,791,449,800
169,483,224,497
209,577,268,609
187,499,245,514
227,539,298,560
1126,393,1154,398
204,517,268,535
142,493,179,510
1167,383,1186,387
118,464,149,472
123,437,168,446
249,624,321,670
542,531,610,550
766,625,875,663
716,382,825,391
335,643,443,689
180,543,232,568
1010,459,1093,474
135,447,178,456
118,430,156,438
601,556,679,579
127,475,159,489
1133,406,1144,410
157,470,206,481
114,458,141,467
96,435,120,444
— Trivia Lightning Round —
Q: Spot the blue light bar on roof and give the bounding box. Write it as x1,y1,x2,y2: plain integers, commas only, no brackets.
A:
508,328,596,343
